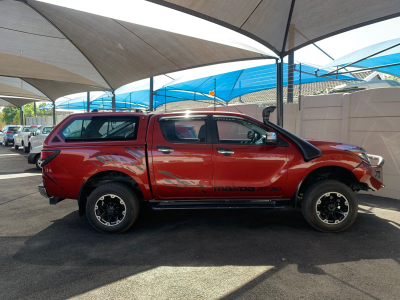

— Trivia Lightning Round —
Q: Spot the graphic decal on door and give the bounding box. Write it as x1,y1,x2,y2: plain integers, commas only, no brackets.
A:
88,147,145,173
157,170,207,193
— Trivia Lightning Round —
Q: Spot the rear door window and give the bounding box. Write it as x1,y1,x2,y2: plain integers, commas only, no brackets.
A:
159,116,207,143
60,116,139,141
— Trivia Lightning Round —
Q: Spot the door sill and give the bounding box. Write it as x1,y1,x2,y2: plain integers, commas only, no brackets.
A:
149,199,291,210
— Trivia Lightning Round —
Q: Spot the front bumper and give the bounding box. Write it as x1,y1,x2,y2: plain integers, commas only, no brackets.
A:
353,158,384,191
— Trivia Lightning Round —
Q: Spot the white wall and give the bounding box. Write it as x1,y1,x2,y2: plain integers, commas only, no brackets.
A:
295,88,400,199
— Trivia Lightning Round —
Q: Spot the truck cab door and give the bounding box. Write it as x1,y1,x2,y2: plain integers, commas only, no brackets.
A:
150,115,213,199
212,115,288,198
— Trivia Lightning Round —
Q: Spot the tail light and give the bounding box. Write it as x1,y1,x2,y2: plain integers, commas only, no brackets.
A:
6,131,12,134
41,150,60,167
28,136,31,140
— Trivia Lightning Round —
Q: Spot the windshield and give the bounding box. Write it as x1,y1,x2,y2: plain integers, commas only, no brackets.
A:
8,127,19,132
22,127,39,133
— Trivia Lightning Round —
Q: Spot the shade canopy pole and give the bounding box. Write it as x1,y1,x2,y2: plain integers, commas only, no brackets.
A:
287,52,294,103
52,101,56,125
20,108,24,125
276,59,284,127
149,77,154,111
112,93,116,109
34,102,37,117
86,92,90,112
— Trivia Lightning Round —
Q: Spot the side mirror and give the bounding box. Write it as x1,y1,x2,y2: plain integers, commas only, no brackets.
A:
265,132,278,144
30,132,35,136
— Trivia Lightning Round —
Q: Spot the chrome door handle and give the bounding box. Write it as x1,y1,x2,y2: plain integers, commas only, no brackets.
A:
217,148,234,156
157,146,174,154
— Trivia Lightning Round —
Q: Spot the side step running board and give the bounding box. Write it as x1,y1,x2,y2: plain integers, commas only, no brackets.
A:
149,199,291,210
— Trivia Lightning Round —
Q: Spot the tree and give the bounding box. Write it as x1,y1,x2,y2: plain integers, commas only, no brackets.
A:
0,107,19,125
23,102,54,117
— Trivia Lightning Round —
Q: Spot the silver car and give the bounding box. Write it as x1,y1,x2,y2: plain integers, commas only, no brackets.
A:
0,125,21,146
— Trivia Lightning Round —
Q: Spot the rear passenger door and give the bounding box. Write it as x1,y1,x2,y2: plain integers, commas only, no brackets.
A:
151,115,213,199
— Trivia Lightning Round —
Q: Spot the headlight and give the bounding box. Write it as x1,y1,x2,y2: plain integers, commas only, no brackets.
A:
346,149,371,165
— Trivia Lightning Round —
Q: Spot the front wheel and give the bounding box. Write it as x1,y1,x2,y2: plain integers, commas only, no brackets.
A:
86,183,140,233
13,142,18,149
301,180,358,232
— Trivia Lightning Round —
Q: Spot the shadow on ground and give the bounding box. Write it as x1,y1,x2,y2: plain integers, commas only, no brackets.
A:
3,195,399,299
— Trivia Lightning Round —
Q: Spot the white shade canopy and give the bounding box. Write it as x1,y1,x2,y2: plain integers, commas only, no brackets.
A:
0,0,270,105
147,0,400,56
0,76,49,107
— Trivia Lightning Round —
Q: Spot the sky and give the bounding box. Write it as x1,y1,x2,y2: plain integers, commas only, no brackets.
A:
36,0,400,101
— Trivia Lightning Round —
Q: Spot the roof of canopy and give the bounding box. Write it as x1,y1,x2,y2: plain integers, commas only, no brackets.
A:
0,0,270,104
0,76,50,107
322,38,400,77
58,62,356,110
147,0,400,56
155,63,357,106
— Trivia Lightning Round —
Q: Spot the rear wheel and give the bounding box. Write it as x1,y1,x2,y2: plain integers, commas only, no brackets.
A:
4,140,8,146
301,180,358,232
86,183,140,233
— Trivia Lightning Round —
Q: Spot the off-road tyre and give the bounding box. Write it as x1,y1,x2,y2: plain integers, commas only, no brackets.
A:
86,183,140,233
301,180,358,233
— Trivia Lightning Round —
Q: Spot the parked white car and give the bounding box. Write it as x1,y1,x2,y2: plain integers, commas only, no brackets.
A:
30,125,55,150
13,125,41,152
28,144,43,169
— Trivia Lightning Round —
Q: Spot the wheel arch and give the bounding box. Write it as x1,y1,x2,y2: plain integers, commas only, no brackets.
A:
292,165,365,208
77,170,144,217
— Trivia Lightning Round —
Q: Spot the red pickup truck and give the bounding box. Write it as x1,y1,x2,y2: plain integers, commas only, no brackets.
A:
38,107,384,233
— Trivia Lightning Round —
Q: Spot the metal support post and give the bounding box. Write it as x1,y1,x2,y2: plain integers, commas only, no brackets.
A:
33,102,37,117
276,60,284,127
214,78,216,111
112,93,116,109
20,108,24,125
299,63,302,109
287,52,294,103
86,92,90,112
149,77,154,111
52,101,56,125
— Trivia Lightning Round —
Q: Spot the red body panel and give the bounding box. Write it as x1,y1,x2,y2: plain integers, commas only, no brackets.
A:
212,144,288,198
42,111,384,203
149,115,213,198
